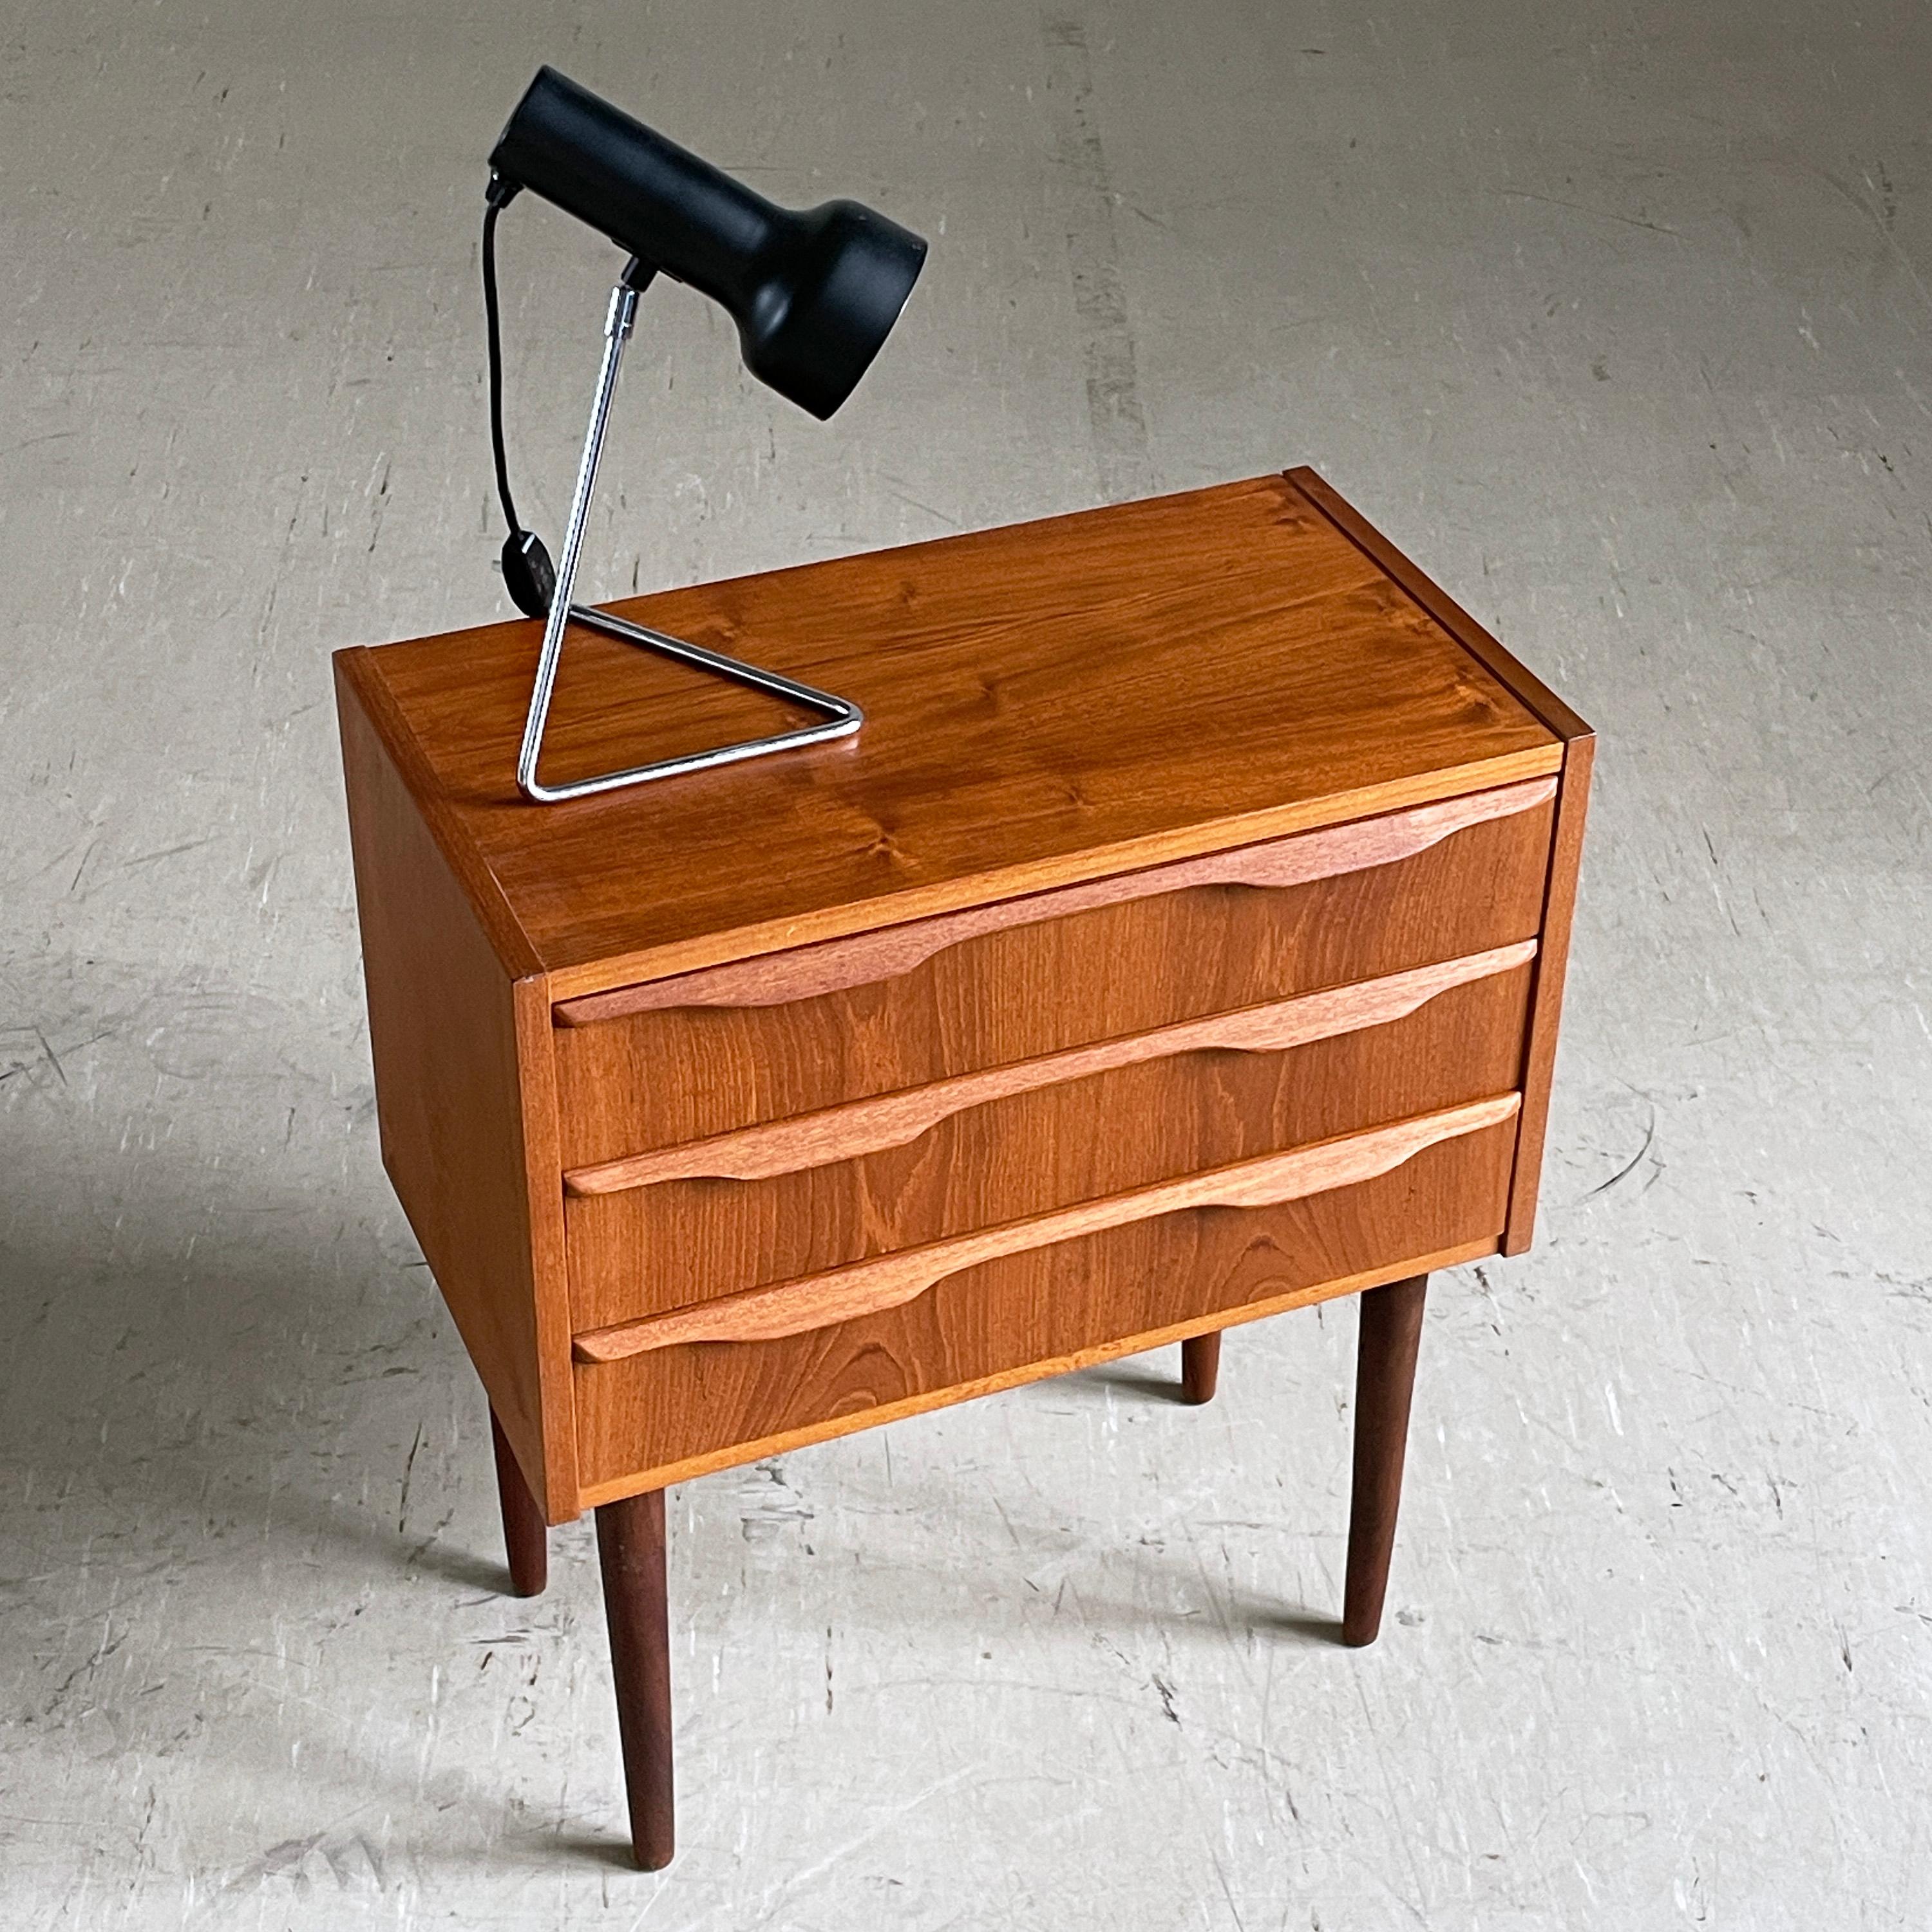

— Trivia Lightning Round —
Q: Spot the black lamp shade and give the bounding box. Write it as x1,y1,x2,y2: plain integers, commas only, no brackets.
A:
489,66,927,419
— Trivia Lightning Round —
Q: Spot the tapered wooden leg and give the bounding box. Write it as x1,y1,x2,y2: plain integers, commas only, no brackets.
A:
1341,1274,1428,1647
489,1409,547,1598
596,1490,675,1871
1180,1331,1222,1405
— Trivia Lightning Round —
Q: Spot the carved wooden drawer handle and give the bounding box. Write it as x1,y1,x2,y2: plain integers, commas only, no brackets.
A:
553,777,1556,1027
563,941,1537,1196
571,1093,1520,1363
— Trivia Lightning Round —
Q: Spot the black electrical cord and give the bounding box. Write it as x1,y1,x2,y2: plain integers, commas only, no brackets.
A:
482,179,556,618
482,191,520,535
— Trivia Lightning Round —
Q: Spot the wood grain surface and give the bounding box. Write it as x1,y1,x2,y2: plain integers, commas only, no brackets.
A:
335,654,578,1517
346,473,1562,996
571,1118,1519,1494
553,781,1554,1027
564,941,1536,1195
1286,464,1594,1260
1502,732,1596,1253
1288,467,1593,744
573,1095,1519,1362
554,792,1554,1164
564,964,1533,1330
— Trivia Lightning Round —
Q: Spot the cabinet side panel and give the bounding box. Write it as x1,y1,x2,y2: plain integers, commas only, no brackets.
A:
1502,732,1595,1253
336,654,573,1517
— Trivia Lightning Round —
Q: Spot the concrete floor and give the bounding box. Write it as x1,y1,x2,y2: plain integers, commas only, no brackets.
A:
4,1,1929,1925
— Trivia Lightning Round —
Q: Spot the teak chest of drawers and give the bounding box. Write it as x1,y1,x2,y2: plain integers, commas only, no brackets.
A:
334,469,1592,1870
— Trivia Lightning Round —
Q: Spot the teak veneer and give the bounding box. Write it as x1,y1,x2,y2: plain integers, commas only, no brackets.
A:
334,468,1592,1871
570,1095,1522,1360
549,777,1553,1027
561,942,1537,1195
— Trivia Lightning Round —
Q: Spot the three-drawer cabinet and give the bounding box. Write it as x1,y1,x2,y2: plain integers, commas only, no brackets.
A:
335,468,1591,1868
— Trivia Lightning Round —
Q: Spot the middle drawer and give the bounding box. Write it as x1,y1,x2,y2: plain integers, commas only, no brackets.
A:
564,949,1533,1331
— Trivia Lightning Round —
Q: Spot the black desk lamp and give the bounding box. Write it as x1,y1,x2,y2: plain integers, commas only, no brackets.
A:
482,67,927,802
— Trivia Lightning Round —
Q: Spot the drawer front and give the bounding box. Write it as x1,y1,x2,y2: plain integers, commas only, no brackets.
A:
571,1111,1518,1493
564,952,1533,1330
553,779,1555,1162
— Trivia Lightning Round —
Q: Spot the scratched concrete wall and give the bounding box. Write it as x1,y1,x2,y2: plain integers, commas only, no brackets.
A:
3,2,1929,1926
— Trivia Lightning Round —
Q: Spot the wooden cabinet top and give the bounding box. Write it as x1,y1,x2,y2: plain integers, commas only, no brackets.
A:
334,467,1587,1000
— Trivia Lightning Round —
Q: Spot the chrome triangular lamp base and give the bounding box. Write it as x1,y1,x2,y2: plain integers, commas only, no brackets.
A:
516,278,862,805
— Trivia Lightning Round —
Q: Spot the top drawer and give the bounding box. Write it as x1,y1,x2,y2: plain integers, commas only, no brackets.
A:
553,777,1555,1164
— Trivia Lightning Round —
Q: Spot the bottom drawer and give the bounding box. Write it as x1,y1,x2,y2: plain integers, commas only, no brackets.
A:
572,1110,1518,1497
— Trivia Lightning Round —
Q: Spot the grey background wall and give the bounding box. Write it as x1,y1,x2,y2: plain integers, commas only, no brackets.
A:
3,3,1928,1926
